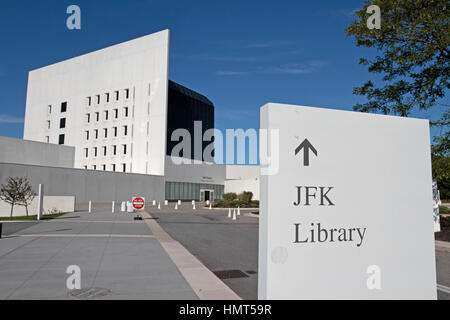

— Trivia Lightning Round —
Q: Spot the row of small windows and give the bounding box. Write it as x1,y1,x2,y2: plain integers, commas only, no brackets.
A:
46,118,66,129
85,107,129,123
84,163,127,172
87,89,130,106
83,144,129,157
46,102,67,115
84,125,128,140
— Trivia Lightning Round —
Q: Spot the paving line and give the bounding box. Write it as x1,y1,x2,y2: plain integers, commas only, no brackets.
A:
48,220,142,224
141,210,241,300
9,234,155,239
437,284,450,294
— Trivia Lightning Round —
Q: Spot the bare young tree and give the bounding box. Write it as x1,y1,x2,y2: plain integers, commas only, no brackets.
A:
0,177,34,217
19,179,36,216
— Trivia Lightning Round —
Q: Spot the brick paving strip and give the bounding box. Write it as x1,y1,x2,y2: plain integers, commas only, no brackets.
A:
141,210,241,300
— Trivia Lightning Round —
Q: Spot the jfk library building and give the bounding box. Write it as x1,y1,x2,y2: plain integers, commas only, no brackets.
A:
0,29,259,208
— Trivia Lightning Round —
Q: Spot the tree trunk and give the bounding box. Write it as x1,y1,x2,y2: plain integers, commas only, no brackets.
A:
10,203,14,217
25,204,29,216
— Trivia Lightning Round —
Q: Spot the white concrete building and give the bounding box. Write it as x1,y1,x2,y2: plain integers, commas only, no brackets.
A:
20,29,259,202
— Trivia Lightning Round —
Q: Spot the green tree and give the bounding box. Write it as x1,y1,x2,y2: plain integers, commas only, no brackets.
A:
346,0,449,196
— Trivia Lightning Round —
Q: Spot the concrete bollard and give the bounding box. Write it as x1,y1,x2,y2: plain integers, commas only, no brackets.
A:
88,201,92,213
209,203,212,210
206,200,210,206
164,200,168,206
175,203,178,210
232,208,237,220
237,206,240,216
228,208,231,218
191,200,195,205
37,184,44,220
158,202,161,210
112,201,115,213
193,203,196,210
178,200,181,205
152,200,156,206
121,201,126,212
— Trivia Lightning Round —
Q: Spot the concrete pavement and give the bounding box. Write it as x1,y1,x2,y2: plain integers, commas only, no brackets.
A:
0,210,199,299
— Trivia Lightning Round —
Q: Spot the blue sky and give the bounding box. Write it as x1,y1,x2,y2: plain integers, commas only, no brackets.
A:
0,0,445,140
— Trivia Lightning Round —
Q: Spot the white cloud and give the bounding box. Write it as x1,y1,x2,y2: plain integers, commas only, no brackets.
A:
216,71,249,76
0,115,24,123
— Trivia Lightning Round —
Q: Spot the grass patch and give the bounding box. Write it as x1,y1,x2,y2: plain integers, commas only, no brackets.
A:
439,205,450,214
0,212,68,221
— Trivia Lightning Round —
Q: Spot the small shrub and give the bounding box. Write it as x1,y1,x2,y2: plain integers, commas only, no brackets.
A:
239,191,253,203
223,192,237,201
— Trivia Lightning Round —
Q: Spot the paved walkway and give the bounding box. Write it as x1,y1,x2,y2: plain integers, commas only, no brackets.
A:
0,211,200,299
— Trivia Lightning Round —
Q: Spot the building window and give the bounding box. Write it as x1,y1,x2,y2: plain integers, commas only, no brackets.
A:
96,94,100,104
105,93,110,103
122,163,126,172
86,113,90,123
122,144,127,155
123,125,128,136
125,88,129,99
114,109,118,119
45,136,49,143
95,112,99,122
84,148,88,158
60,118,66,129
112,164,116,172
112,145,117,155
104,128,108,138
48,105,52,114
102,164,106,171
93,165,96,170
102,146,107,156
85,130,89,141
58,134,65,145
124,107,129,118
113,126,118,137
94,129,98,139
84,165,87,169
93,147,98,157
104,110,108,121
61,102,67,113
87,97,91,106
115,90,119,101
47,120,51,129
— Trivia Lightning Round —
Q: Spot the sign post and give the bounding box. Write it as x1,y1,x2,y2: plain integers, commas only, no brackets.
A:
132,197,145,211
258,103,437,300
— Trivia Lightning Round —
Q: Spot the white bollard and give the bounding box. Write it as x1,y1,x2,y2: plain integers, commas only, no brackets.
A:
158,202,161,209
228,208,231,218
232,208,237,220
164,200,168,206
178,200,181,205
175,203,178,210
37,184,44,221
88,201,92,213
191,200,195,205
209,203,212,210
112,201,115,213
152,200,156,206
237,206,240,216
193,203,196,210
121,201,126,212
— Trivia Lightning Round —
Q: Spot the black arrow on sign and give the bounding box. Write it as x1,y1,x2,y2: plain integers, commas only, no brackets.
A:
295,139,317,166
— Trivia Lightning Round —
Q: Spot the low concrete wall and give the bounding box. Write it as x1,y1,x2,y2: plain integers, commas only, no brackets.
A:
0,163,165,207
0,136,75,168
0,196,75,217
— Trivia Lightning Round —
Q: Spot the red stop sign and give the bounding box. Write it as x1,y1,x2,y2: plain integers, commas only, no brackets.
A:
132,197,145,210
